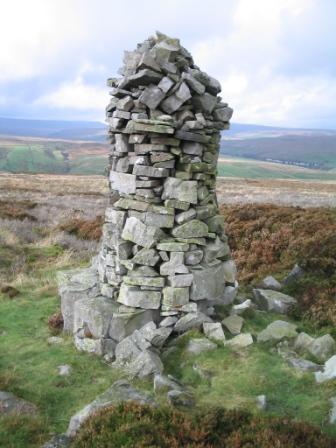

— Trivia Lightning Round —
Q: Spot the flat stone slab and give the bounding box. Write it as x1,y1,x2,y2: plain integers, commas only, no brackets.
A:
257,320,297,343
225,333,253,349
66,380,155,437
0,391,38,416
186,337,217,355
253,289,297,314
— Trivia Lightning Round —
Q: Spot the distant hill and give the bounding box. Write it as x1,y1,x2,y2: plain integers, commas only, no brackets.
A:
0,116,336,172
222,124,336,170
0,117,106,141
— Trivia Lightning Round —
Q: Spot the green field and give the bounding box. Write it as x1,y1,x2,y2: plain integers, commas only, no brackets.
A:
1,137,336,181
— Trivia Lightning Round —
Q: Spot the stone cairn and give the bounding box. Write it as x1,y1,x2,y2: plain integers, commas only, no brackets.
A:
58,32,237,378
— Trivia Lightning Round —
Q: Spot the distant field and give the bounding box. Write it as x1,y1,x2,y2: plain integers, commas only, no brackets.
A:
217,157,336,181
1,135,336,181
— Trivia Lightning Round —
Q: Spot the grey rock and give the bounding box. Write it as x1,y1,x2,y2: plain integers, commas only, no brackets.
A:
139,85,166,109
154,374,182,393
162,287,189,309
160,252,189,276
172,219,208,238
117,95,134,111
115,133,130,152
256,395,267,410
160,316,178,327
283,264,304,285
128,349,164,378
185,249,203,265
204,237,230,263
308,334,336,363
182,141,204,156
57,365,72,376
122,217,164,248
259,276,282,291
167,389,195,407
203,322,225,343
74,336,102,355
222,315,244,335
186,337,217,355
0,391,38,416
157,241,189,252
161,82,191,114
120,69,162,89
109,309,156,342
315,355,336,383
66,380,155,436
157,76,174,93
294,332,315,352
162,178,198,204
182,72,206,94
175,209,196,225
131,248,160,266
213,106,233,122
133,164,169,178
58,267,100,333
257,321,297,343
222,260,237,283
253,289,297,314
42,434,71,448
168,274,193,287
225,333,253,349
74,296,117,339
47,336,64,345
190,263,225,301
222,284,239,305
117,284,161,309
231,299,253,315
192,93,217,114
287,358,322,372
174,312,212,333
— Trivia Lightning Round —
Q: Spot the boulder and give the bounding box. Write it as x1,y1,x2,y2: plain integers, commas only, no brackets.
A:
315,355,336,383
283,264,304,285
257,321,297,343
231,299,253,316
294,332,315,352
190,264,225,302
308,334,336,363
167,390,195,407
128,350,164,378
186,337,217,355
154,374,182,393
58,268,100,333
253,289,297,314
109,309,158,342
203,322,225,343
0,391,38,416
225,333,253,349
287,358,322,372
222,315,244,335
42,434,71,448
174,312,212,333
222,260,237,283
66,380,155,436
258,276,282,291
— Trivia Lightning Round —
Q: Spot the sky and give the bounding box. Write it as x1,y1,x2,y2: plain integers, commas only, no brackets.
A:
0,0,336,129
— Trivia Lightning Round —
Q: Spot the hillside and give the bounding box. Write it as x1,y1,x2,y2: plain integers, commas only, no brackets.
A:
1,117,336,177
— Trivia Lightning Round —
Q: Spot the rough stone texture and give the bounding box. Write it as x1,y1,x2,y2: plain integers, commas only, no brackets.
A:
0,391,38,416
203,322,226,343
253,289,297,314
222,315,244,335
257,320,298,343
225,333,253,349
186,337,217,355
58,32,235,377
66,380,155,436
308,334,336,363
315,355,336,383
259,276,282,291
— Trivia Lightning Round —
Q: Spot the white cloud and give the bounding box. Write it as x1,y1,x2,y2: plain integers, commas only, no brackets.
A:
35,76,107,110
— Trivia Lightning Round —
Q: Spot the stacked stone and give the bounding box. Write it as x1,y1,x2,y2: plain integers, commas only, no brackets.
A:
98,32,235,318
59,32,237,371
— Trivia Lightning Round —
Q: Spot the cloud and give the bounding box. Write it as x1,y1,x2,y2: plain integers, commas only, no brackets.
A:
35,76,107,112
0,0,335,127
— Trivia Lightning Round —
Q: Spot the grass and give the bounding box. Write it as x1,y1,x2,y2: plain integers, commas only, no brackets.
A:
0,184,335,445
163,329,336,439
